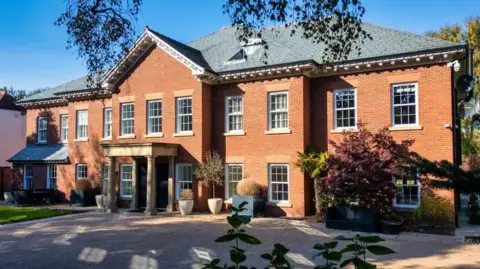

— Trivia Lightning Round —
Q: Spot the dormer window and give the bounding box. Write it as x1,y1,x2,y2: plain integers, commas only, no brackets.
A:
227,49,247,64
225,38,265,65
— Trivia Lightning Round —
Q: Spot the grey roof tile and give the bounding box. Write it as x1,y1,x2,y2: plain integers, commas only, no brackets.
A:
8,144,69,163
22,23,462,102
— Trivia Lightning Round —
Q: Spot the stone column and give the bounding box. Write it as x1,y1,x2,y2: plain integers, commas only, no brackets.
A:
167,156,175,212
130,158,138,210
106,157,118,213
144,156,157,216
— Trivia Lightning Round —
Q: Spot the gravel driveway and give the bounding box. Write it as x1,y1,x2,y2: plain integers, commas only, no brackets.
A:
0,211,479,269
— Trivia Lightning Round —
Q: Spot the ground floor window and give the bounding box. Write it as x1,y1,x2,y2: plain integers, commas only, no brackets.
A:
176,163,193,199
23,164,33,189
268,164,289,202
225,164,243,199
76,164,88,180
393,167,420,208
102,164,109,191
47,164,57,189
120,164,133,198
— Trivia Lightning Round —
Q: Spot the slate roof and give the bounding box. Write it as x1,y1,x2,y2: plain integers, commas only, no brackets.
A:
8,144,69,163
20,23,462,103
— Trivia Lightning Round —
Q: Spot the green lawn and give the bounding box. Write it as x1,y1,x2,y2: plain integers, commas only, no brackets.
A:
0,207,72,224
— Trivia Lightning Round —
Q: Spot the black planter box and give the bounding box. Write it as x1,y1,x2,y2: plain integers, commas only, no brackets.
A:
33,189,56,205
379,220,402,235
325,206,377,233
470,214,480,225
11,190,35,205
70,190,95,206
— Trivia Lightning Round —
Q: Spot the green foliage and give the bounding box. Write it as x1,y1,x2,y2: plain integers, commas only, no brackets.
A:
1,86,49,101
202,202,395,269
194,150,225,198
413,195,454,224
469,193,479,216
295,150,330,218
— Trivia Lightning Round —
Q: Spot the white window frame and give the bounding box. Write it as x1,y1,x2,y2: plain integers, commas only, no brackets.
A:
103,108,112,139
225,96,244,133
147,100,163,134
391,83,419,126
76,110,88,139
37,116,47,143
333,88,357,130
225,164,244,199
23,164,33,189
268,164,289,203
120,164,133,198
176,97,193,133
76,164,88,180
268,91,289,130
121,103,135,136
47,164,57,189
175,163,193,199
60,114,68,142
393,168,421,209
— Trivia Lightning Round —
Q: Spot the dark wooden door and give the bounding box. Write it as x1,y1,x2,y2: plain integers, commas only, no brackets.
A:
156,163,169,209
138,164,147,208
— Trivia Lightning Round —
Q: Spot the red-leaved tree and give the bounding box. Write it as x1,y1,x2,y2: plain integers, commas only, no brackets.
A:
326,122,414,217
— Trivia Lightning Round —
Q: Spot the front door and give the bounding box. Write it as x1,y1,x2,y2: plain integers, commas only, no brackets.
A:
138,163,147,208
156,163,169,209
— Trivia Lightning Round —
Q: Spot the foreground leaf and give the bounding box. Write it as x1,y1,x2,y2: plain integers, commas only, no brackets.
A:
323,251,342,261
215,234,237,242
237,233,261,245
366,245,396,255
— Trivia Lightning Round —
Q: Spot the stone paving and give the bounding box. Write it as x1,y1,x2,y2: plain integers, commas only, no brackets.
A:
0,211,480,269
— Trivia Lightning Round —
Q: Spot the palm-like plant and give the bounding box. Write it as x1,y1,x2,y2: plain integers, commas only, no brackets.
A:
295,150,329,219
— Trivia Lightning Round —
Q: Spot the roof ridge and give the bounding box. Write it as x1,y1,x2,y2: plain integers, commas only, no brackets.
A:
363,22,461,45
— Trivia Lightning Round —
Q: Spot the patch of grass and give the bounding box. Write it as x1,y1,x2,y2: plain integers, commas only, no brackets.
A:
0,207,72,224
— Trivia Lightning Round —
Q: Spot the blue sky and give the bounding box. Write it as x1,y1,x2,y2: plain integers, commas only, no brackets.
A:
1,0,479,91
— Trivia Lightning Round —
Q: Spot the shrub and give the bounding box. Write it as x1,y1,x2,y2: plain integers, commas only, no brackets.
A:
75,179,92,191
413,195,454,224
236,178,262,196
326,121,414,218
179,189,193,200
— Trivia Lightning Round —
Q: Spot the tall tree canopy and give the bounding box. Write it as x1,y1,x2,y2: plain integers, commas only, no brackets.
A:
56,0,370,86
0,86,49,101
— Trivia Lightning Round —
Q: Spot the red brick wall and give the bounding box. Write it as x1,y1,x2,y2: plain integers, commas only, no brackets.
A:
311,64,455,204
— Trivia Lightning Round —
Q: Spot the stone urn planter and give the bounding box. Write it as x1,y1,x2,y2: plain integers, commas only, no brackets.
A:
208,198,223,214
95,195,105,208
179,189,194,215
4,192,13,203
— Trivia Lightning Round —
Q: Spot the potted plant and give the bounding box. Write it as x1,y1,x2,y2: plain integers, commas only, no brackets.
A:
179,189,194,215
3,187,13,204
70,179,95,206
235,178,265,216
194,150,224,214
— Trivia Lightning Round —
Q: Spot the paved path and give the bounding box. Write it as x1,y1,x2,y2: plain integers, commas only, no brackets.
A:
0,212,480,269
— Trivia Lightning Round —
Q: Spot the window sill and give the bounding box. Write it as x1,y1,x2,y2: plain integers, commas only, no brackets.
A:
145,133,164,138
74,138,89,142
224,198,233,204
224,131,246,136
389,125,423,131
264,129,292,135
330,128,359,134
101,137,112,141
266,201,292,208
120,196,132,199
173,132,194,137
61,140,68,144
118,135,136,139
36,141,47,145
393,206,418,212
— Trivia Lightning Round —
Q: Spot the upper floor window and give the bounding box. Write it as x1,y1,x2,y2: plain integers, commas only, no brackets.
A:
60,115,68,142
176,163,193,199
393,166,420,208
226,96,243,132
103,108,112,138
147,100,162,134
268,91,289,130
120,164,133,198
225,164,243,199
37,116,47,143
23,164,33,189
268,164,289,203
121,103,135,136
392,83,418,126
176,97,192,133
47,164,57,189
76,110,88,139
334,89,357,129
76,164,88,180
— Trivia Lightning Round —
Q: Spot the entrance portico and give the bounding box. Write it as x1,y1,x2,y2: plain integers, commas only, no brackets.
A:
101,142,178,216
